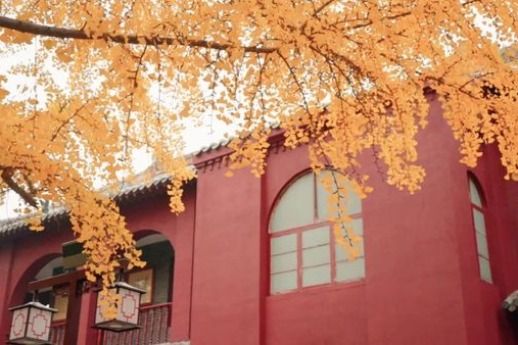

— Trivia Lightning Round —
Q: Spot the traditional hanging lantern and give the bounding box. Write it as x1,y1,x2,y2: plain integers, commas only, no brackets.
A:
94,281,146,332
8,296,57,345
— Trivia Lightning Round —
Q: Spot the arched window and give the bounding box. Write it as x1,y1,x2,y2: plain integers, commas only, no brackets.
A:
469,175,492,283
269,170,365,294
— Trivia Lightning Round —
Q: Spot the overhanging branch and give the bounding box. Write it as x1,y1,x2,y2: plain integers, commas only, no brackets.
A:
0,15,278,53
0,168,38,208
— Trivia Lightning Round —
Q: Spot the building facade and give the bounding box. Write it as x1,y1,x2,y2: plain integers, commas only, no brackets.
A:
1,92,518,345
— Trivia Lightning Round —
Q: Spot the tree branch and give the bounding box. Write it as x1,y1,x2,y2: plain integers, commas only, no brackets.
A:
0,15,278,53
0,168,38,208
46,98,93,148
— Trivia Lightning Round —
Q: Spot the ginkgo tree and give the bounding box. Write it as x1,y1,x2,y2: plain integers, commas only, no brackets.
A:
0,0,517,316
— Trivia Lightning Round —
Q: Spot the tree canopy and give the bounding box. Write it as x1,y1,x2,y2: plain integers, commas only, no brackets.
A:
0,0,516,315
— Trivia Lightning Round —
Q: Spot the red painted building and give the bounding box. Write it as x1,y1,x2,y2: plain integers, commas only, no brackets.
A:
1,91,518,345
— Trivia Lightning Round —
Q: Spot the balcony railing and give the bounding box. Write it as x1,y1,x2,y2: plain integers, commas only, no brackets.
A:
49,321,66,345
48,302,172,345
100,302,172,345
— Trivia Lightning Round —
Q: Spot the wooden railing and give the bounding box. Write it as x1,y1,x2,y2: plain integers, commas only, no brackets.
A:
48,302,172,345
100,302,172,345
49,321,66,345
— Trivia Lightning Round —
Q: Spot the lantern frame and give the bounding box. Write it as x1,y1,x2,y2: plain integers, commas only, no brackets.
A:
94,281,146,332
8,300,57,345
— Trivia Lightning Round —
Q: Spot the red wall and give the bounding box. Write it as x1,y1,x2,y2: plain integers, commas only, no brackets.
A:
2,92,518,345
123,191,196,343
190,163,263,345
189,92,518,345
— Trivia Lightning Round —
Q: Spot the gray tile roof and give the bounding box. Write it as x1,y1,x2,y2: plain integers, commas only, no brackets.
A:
191,138,231,156
191,122,281,156
0,173,172,238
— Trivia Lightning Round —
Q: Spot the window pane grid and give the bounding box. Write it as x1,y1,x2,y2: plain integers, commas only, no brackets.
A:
472,209,486,235
302,262,332,269
478,255,492,283
336,258,366,282
271,234,296,255
475,232,489,259
469,179,483,207
270,220,365,294
270,171,365,294
270,220,329,236
302,244,330,267
335,252,366,262
271,251,297,274
468,176,491,283
302,226,330,248
271,270,297,293
270,173,315,232
302,264,331,287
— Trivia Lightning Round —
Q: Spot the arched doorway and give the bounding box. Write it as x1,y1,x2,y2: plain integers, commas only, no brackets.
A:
7,254,67,345
101,232,175,345
31,256,68,345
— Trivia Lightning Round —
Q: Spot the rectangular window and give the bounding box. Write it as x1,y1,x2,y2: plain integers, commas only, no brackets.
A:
270,222,365,294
